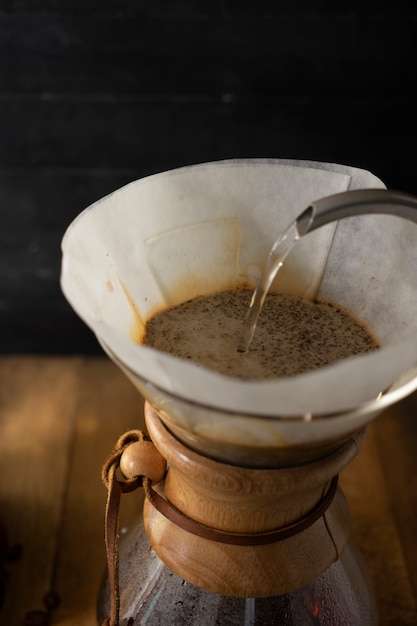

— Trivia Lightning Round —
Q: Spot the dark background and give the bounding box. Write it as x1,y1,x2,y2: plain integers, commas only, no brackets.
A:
1,1,416,354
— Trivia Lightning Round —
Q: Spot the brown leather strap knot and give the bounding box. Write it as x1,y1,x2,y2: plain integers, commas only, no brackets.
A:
101,430,151,626
101,430,148,494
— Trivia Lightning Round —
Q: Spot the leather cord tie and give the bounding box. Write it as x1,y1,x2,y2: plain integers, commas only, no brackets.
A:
145,475,338,546
101,430,157,626
101,430,338,625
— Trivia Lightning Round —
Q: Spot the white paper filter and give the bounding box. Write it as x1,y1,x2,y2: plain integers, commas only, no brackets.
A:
61,159,417,448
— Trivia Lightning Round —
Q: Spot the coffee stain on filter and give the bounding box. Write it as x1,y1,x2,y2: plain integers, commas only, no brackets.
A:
142,218,249,322
119,280,146,343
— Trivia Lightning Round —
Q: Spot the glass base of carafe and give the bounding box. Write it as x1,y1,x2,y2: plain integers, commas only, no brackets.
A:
97,516,377,626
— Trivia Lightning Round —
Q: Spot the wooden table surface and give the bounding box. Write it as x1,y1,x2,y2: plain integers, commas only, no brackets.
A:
0,356,416,625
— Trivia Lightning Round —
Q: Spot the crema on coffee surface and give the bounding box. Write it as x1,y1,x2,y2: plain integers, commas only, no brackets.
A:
143,289,379,380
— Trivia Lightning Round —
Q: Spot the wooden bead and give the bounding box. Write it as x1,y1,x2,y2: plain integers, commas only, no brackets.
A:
120,440,167,484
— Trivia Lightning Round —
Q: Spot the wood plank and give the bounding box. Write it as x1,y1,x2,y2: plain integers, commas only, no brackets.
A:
0,308,104,355
0,356,416,624
51,357,146,625
1,1,413,17
1,98,415,181
340,412,417,625
373,395,417,599
0,356,82,624
0,169,135,354
0,2,416,359
1,10,416,97
0,95,416,355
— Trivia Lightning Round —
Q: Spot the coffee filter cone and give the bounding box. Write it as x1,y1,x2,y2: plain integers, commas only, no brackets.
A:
61,159,417,451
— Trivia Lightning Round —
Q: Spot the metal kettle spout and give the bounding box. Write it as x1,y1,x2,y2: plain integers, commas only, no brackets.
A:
296,188,417,236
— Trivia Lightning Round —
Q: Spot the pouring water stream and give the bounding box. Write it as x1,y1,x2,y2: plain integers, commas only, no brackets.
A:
237,219,303,353
238,189,417,353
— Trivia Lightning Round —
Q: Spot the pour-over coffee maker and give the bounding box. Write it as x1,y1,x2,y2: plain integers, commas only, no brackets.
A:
61,159,417,625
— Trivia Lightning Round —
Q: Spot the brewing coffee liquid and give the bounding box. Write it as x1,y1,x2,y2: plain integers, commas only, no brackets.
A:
143,289,378,380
